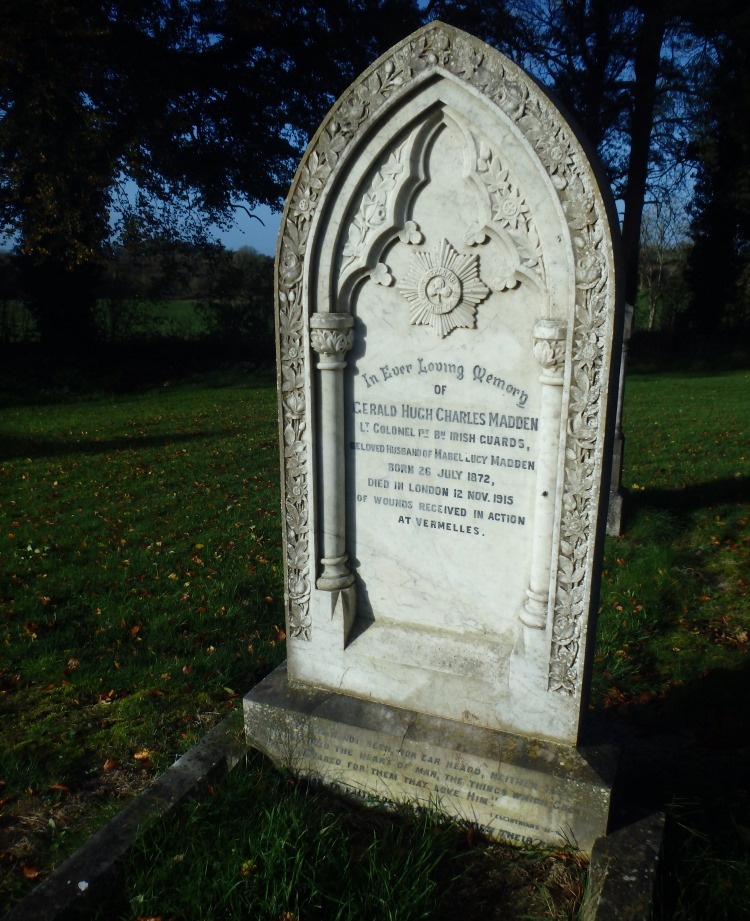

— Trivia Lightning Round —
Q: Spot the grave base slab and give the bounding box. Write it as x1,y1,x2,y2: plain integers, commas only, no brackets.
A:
244,663,618,855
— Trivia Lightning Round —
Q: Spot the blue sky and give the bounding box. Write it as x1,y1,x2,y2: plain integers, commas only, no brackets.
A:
215,203,281,256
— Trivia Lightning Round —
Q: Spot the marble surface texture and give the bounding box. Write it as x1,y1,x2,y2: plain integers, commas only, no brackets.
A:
272,21,623,746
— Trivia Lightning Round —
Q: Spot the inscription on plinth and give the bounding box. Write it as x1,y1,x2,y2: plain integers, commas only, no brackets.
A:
245,666,616,853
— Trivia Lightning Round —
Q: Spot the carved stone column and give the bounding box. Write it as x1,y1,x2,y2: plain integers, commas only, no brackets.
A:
519,319,567,630
310,312,355,590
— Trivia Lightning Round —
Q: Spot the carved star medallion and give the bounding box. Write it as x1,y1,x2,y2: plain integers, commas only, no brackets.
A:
398,239,490,337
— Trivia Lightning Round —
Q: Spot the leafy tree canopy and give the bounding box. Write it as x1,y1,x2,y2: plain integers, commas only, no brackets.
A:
0,0,420,346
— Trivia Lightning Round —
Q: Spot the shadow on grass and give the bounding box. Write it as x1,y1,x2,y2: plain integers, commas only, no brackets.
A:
609,660,750,811
600,481,749,917
0,428,232,461
603,660,750,919
631,477,750,516
0,340,275,408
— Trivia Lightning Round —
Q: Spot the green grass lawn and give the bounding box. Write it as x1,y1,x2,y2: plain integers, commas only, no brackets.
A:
596,367,750,919
595,369,749,707
1,363,748,918
0,367,285,906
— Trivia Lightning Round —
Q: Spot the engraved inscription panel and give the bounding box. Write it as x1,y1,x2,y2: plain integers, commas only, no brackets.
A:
252,708,608,851
347,278,542,638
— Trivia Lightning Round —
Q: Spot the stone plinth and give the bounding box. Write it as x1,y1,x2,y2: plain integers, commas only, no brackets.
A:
245,664,617,854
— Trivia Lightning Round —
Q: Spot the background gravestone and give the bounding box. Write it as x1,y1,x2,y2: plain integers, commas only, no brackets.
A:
245,21,624,852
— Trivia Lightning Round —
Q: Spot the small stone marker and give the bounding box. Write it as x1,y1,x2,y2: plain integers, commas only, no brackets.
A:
245,21,623,853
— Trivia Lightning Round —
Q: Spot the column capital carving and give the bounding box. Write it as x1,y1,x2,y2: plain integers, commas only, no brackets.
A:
310,313,355,369
532,318,567,383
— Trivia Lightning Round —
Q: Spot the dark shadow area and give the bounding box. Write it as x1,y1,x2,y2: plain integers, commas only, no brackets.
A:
594,478,750,915
628,329,750,374
630,477,750,515
599,659,750,918
605,659,750,816
0,340,274,408
0,429,237,462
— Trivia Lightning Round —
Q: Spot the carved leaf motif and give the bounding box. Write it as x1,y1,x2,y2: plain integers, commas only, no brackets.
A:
318,128,347,171
279,303,303,338
340,143,406,272
287,540,309,570
399,221,424,245
475,144,546,287
281,364,303,393
517,113,544,141
558,554,575,582
372,263,394,286
283,423,297,448
285,499,308,534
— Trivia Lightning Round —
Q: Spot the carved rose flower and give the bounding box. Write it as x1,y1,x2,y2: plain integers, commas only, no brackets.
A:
339,94,368,132
495,80,527,120
564,198,595,232
283,389,305,418
280,247,302,286
575,243,604,289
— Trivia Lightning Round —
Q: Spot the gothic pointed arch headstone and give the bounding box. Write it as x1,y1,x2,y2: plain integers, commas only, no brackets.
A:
245,21,624,852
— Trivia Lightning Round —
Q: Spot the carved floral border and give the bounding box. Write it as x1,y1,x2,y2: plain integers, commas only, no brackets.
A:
276,23,615,696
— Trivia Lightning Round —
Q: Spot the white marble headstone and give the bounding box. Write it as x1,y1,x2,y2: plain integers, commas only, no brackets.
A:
246,21,623,851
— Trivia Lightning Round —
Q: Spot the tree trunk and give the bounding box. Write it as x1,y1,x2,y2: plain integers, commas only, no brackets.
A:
620,5,667,308
23,257,101,357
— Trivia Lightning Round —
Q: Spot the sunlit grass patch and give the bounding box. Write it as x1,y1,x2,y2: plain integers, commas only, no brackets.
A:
0,370,284,905
594,369,749,708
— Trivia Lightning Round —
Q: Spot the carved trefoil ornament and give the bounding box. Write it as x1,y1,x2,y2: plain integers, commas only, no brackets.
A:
398,238,490,337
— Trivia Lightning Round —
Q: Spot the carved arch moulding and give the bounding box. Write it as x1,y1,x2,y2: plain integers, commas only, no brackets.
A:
275,21,621,710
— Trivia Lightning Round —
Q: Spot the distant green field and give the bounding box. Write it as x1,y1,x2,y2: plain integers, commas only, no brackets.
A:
0,298,209,344
95,297,209,341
